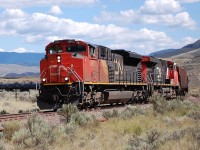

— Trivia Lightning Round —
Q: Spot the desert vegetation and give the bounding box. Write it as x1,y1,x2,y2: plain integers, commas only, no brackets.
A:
0,95,200,150
0,90,38,114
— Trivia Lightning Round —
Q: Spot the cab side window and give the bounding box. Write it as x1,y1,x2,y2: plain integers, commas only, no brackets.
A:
89,46,95,57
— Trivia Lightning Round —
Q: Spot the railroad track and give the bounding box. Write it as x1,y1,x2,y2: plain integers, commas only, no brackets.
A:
0,111,59,123
0,103,152,132
0,103,152,122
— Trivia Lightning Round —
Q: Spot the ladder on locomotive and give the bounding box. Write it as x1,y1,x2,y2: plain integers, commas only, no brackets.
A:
137,68,142,82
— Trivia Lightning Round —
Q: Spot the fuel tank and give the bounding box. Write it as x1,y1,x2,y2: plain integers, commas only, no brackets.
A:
102,90,133,104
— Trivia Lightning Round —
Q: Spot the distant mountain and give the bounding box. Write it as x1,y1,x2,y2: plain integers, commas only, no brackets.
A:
172,48,200,59
4,72,40,78
0,64,39,77
0,52,45,66
149,49,176,57
150,39,200,58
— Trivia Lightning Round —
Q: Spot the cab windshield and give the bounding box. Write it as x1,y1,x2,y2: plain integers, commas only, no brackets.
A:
66,45,86,52
47,45,63,54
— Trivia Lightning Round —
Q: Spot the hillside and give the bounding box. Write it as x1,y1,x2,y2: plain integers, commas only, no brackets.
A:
150,39,200,58
0,64,39,77
0,52,44,66
165,47,200,94
0,52,43,77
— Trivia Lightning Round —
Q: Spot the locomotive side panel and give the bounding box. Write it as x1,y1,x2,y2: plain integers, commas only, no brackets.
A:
83,57,92,82
178,67,188,90
40,58,48,83
141,62,147,82
167,61,175,79
172,67,179,86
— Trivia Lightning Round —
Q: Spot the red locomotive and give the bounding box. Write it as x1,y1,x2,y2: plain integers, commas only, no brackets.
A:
37,39,188,110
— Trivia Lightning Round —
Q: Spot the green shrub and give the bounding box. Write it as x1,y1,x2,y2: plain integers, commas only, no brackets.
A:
188,111,200,120
0,141,5,150
127,135,145,150
65,121,76,135
120,107,146,120
60,104,99,138
102,109,119,119
151,94,197,114
0,132,3,139
59,104,78,123
12,113,56,150
2,121,21,141
151,95,167,114
70,112,91,127
0,110,8,115
127,129,161,150
102,111,112,119
133,126,143,136
192,126,200,145
0,132,5,150
157,128,193,146
90,114,100,127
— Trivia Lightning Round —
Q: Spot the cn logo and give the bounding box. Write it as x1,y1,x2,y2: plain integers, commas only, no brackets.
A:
114,59,123,75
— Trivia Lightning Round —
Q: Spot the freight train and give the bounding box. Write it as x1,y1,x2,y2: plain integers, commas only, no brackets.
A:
0,82,39,92
37,39,188,110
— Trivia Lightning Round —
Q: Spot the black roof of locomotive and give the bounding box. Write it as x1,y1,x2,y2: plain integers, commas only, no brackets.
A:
112,49,142,66
149,56,160,64
111,49,142,60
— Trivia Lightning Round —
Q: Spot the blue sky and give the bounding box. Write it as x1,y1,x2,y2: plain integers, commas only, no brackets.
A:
0,0,199,55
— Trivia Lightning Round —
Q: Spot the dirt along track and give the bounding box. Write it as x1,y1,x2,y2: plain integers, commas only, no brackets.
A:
0,111,61,125
187,95,200,104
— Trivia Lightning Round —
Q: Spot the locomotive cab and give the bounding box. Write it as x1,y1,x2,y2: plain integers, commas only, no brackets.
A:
166,61,179,85
141,56,158,83
40,39,97,84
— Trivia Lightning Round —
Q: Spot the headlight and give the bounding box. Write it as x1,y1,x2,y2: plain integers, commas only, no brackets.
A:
42,78,46,82
57,56,61,62
65,77,69,81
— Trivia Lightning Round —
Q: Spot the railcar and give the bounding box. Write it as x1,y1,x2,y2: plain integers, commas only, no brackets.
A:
37,39,188,110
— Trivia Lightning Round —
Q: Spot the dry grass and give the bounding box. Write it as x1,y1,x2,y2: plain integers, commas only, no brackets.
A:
49,99,200,150
1,93,200,150
0,77,39,84
0,90,38,114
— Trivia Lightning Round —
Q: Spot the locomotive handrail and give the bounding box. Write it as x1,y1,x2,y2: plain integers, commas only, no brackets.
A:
40,68,48,79
67,67,84,96
147,73,153,84
58,65,84,96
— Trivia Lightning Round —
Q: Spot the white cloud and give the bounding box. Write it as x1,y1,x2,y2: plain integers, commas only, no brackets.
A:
0,10,178,54
13,48,27,53
94,10,196,29
139,0,181,14
0,49,5,52
94,10,137,24
0,0,98,8
2,9,27,18
94,0,197,30
0,47,34,53
93,0,196,30
182,37,198,45
165,12,196,29
179,0,200,3
49,5,63,15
